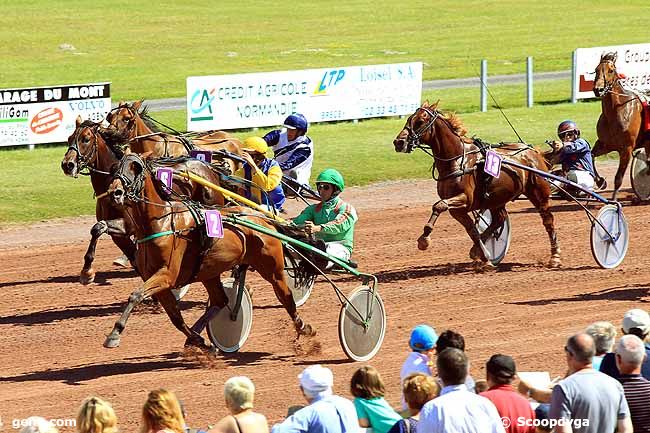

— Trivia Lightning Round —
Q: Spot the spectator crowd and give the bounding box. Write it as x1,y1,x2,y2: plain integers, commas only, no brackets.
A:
18,308,650,433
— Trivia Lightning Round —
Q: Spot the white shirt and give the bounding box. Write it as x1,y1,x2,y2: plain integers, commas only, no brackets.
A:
418,384,506,433
400,352,432,409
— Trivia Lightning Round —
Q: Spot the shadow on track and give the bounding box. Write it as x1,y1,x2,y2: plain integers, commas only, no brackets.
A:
507,283,650,306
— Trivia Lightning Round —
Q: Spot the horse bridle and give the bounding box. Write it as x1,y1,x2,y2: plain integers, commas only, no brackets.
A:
107,105,138,139
404,106,440,154
594,59,619,97
113,153,147,202
67,123,100,175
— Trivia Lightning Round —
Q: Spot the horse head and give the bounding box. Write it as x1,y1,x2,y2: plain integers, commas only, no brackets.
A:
106,100,143,139
393,101,441,153
593,52,619,97
61,116,104,177
109,152,148,207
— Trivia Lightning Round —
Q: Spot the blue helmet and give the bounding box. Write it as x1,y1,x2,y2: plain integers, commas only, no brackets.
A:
557,120,580,139
284,113,308,132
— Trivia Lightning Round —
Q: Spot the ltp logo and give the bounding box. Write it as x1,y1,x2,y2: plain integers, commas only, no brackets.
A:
314,69,345,95
190,88,216,121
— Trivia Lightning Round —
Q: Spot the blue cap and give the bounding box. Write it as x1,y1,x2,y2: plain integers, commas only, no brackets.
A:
409,325,438,351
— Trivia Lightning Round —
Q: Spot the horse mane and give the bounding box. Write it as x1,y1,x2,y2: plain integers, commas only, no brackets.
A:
601,52,617,63
130,101,162,132
423,100,469,139
80,120,99,128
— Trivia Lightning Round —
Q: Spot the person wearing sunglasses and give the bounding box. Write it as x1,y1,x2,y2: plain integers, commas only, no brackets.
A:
234,136,286,212
292,168,357,266
549,120,597,192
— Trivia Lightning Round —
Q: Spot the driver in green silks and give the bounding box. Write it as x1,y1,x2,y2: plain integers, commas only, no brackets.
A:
292,169,358,265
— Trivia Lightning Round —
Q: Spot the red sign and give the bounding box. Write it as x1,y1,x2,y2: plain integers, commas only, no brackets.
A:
30,107,63,134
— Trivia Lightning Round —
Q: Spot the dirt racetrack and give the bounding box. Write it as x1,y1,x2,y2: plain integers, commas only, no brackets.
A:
1,163,649,431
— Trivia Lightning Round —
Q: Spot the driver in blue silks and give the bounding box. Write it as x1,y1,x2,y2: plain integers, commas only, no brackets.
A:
550,120,597,191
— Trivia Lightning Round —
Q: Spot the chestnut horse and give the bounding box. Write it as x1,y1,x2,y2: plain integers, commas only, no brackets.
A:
104,152,314,350
393,101,561,268
105,101,242,172
592,52,650,200
61,117,226,284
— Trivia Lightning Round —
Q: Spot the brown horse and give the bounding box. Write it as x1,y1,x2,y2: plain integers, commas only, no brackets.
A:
592,52,650,200
393,101,561,268
104,152,313,350
105,101,242,172
61,117,227,284
61,117,136,283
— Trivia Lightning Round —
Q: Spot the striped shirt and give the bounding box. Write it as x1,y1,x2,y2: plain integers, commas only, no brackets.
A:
619,374,650,432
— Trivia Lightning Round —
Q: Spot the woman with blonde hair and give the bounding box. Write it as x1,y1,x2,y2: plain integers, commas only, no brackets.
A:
77,397,118,433
208,376,268,433
141,389,185,433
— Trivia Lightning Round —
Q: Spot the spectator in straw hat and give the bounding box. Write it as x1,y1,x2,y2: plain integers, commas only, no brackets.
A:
271,365,359,433
479,355,535,433
600,309,650,380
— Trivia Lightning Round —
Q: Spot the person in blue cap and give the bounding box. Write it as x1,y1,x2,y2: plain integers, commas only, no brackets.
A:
263,113,314,186
399,325,438,410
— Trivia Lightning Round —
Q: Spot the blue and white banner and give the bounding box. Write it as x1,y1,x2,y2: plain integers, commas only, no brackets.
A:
0,82,111,147
187,62,422,130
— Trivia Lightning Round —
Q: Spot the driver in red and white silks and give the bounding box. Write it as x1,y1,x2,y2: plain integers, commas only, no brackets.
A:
263,113,314,186
552,120,596,191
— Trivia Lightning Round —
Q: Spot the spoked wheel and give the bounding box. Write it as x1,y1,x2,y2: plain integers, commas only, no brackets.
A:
630,149,650,201
474,209,512,265
590,204,629,269
338,285,386,361
284,250,316,307
206,277,253,352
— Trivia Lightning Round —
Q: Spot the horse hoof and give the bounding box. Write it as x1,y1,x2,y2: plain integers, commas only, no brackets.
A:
112,254,130,268
80,269,95,285
469,245,481,260
417,236,431,251
104,335,121,348
473,260,495,273
298,323,317,337
548,257,562,269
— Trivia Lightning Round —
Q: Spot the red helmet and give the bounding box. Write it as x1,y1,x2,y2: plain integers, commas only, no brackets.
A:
557,120,580,139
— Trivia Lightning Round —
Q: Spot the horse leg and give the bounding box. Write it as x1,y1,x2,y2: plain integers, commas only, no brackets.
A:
418,198,454,251
255,251,316,337
154,290,212,350
448,209,491,269
590,139,608,190
104,269,178,348
189,277,228,335
612,146,633,201
80,219,136,284
526,187,561,268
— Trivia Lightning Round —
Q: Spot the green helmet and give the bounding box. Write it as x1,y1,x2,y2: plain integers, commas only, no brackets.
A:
316,168,345,192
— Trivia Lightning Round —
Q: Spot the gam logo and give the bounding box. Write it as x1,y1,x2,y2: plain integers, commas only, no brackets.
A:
190,88,216,121
313,69,345,95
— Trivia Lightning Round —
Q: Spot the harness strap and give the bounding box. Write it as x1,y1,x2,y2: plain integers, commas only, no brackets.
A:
137,230,176,244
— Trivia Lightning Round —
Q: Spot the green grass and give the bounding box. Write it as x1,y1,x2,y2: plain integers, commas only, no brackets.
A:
1,0,648,101
1,79,609,226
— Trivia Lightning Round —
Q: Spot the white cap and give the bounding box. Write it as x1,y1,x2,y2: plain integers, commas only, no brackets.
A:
623,309,650,334
298,365,333,393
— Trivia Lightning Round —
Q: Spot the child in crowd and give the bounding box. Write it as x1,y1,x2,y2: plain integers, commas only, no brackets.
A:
399,324,438,409
388,373,440,433
350,365,402,433
77,397,118,433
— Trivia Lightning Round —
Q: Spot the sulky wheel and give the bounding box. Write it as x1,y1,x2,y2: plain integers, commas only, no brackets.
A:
206,277,253,352
338,285,386,361
590,204,629,269
284,250,316,307
630,149,650,201
475,209,512,265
